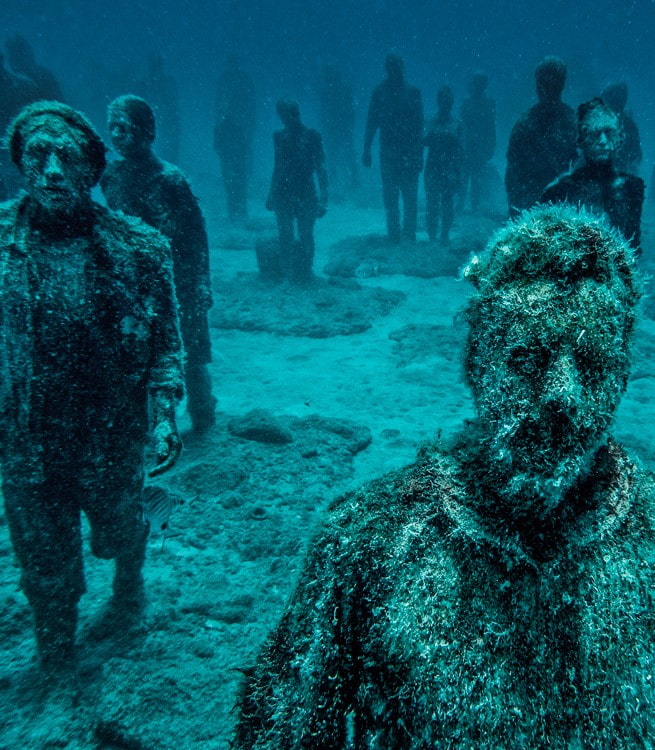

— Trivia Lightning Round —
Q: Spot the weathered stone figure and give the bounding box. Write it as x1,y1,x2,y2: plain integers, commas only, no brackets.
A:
423,85,463,244
363,54,424,243
265,99,328,282
543,98,644,252
505,56,577,216
233,204,655,748
102,95,216,431
0,102,183,686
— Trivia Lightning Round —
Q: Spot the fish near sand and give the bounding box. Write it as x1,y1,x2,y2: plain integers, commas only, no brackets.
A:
142,485,183,533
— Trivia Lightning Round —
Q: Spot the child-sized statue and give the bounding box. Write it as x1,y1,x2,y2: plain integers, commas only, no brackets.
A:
233,205,655,748
102,95,216,432
0,101,183,688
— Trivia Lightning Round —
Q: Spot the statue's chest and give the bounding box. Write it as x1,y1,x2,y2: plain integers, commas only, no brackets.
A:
356,548,655,746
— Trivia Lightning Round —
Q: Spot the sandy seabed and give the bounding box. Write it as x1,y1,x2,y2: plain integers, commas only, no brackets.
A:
1,189,655,749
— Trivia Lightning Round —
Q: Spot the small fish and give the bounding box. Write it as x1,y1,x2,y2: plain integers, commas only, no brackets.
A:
142,485,183,533
355,260,380,279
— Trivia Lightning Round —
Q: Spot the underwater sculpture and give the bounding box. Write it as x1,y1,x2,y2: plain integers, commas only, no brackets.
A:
0,102,183,687
265,99,328,282
505,56,577,216
362,53,424,244
423,84,463,245
459,70,496,214
543,97,644,253
234,204,655,748
102,95,216,432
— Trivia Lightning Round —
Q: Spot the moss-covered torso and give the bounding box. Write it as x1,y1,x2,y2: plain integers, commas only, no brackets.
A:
234,438,655,749
101,155,212,363
0,196,182,453
542,164,644,251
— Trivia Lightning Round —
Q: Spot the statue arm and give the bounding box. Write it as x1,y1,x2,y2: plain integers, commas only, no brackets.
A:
143,236,184,475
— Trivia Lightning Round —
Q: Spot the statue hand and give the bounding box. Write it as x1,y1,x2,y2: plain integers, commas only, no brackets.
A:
149,418,182,477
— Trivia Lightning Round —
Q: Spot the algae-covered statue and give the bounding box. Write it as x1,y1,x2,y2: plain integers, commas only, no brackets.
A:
543,97,644,253
101,95,216,431
0,102,183,687
234,204,655,748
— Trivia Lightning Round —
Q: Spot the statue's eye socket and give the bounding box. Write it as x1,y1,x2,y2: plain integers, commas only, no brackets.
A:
508,345,550,376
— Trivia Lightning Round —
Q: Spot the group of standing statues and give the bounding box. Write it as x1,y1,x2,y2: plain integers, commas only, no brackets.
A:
0,42,654,749
214,52,644,276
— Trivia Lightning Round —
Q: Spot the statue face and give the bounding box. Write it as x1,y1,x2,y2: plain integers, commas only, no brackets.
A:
579,109,621,165
472,281,629,515
22,129,92,216
109,110,147,159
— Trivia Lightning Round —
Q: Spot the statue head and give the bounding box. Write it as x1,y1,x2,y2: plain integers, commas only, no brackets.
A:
535,56,567,104
7,100,106,216
464,205,639,518
469,71,488,97
276,99,301,129
384,53,405,86
577,98,622,167
108,95,156,159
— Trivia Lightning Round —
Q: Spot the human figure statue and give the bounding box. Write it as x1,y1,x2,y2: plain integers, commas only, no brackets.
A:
505,56,577,216
543,98,644,253
214,55,256,222
318,65,358,196
101,95,216,432
363,53,424,244
0,50,39,199
423,85,463,245
233,203,655,748
5,35,64,102
0,101,183,688
265,99,328,282
137,52,181,165
459,71,496,213
600,81,642,175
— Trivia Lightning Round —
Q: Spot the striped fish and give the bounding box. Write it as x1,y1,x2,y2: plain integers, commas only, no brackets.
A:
142,485,183,533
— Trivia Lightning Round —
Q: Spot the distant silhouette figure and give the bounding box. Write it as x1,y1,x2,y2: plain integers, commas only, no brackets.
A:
5,35,64,102
214,55,256,222
319,65,358,195
459,71,496,213
505,56,577,216
600,82,642,175
423,85,463,244
363,54,424,244
265,99,328,282
542,98,644,253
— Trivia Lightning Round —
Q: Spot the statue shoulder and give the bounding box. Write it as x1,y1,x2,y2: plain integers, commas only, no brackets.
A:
95,204,170,262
